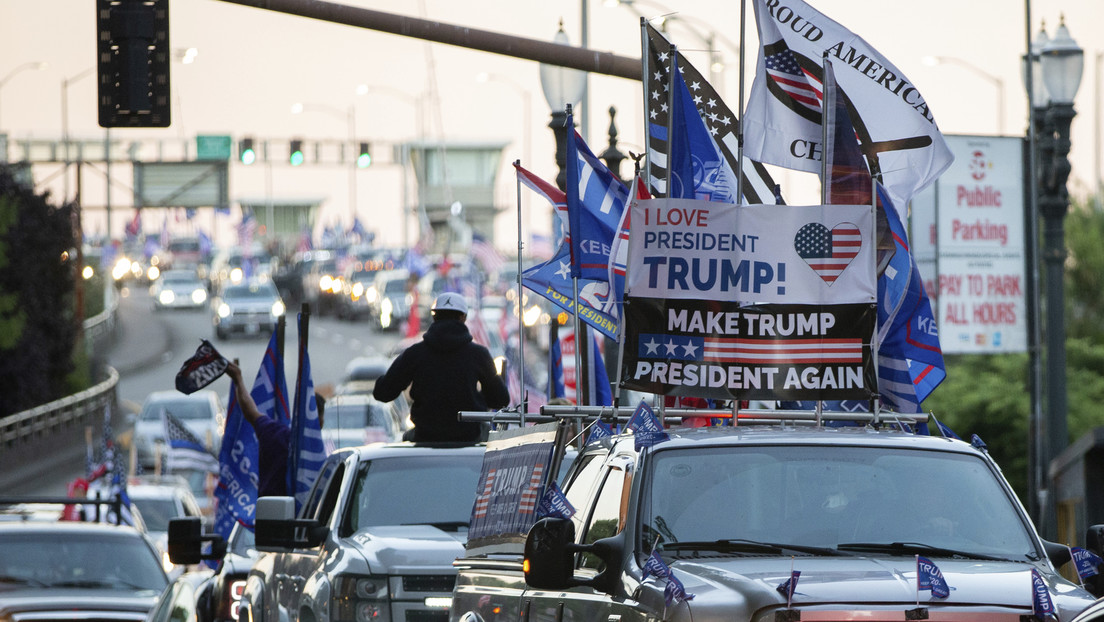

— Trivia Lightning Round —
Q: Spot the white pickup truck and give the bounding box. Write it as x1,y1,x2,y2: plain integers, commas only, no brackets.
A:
451,413,1104,622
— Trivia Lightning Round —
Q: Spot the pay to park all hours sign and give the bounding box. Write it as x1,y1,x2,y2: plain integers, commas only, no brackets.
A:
911,135,1027,354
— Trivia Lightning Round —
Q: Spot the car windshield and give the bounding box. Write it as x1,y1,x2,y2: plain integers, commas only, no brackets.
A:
162,272,198,284
140,401,211,421
224,284,275,299
326,403,392,429
640,445,1037,560
346,455,483,530
0,531,167,591
383,279,407,295
130,497,178,532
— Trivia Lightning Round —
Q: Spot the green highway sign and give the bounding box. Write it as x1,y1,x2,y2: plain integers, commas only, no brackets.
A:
196,134,232,161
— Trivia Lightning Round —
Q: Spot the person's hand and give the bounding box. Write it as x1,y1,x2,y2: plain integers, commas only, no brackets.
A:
226,361,241,383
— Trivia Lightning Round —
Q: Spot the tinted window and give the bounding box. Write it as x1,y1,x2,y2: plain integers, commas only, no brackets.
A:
131,497,179,532
347,455,483,529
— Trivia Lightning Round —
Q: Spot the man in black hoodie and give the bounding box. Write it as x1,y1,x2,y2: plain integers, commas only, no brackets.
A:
374,292,510,442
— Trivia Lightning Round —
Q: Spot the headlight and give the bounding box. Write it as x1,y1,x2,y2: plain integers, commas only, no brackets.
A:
366,287,379,304
192,289,207,304
112,259,131,280
147,265,160,280
352,283,365,298
159,290,176,305
271,300,286,317
330,278,344,294
332,575,389,622
319,275,333,291
218,303,231,318
230,267,243,283
82,265,95,280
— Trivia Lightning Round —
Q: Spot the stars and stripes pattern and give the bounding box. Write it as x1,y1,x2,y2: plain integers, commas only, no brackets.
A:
794,222,862,284
163,409,219,473
645,24,782,205
472,469,495,519
471,232,506,275
636,334,863,365
765,44,823,114
518,464,545,514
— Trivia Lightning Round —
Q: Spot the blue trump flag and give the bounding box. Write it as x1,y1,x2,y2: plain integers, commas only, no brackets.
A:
1031,568,1055,617
667,48,739,203
522,239,620,340
777,570,801,606
1071,547,1103,582
916,555,950,599
627,400,669,450
643,550,670,579
213,329,289,540
565,111,629,280
536,480,576,520
288,312,326,513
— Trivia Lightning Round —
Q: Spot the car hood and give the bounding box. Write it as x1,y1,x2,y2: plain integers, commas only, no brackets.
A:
658,557,1095,620
0,587,160,618
347,525,467,574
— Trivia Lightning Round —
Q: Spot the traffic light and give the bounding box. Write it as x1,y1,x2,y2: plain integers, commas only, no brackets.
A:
239,138,256,165
96,0,171,128
289,139,304,166
357,142,372,168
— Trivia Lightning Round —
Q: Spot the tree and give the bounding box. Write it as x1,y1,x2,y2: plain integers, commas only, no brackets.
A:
0,165,79,416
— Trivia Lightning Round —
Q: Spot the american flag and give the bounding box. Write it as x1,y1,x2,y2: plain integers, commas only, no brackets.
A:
793,222,861,284
645,24,782,205
163,410,218,473
637,333,863,365
515,163,568,232
238,211,257,249
471,232,506,275
764,44,823,114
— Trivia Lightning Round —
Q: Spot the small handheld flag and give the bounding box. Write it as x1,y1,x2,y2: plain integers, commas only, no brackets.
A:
777,570,801,607
664,572,694,606
916,555,950,599
586,420,614,444
175,340,228,394
627,400,669,450
1071,547,1103,583
643,550,670,580
1031,568,1055,618
536,481,576,520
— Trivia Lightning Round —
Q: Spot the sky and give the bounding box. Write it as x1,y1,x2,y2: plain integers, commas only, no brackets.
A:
1,0,1101,251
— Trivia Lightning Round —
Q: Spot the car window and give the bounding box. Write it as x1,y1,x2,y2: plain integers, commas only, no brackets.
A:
302,457,344,523
579,466,628,570
641,446,1037,558
131,497,179,532
0,531,167,591
563,452,605,536
347,455,483,530
384,279,407,294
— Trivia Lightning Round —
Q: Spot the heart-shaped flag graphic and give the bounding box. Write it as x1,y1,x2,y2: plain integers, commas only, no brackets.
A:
793,222,861,284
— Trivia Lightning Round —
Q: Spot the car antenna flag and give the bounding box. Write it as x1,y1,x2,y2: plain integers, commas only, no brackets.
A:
176,339,229,394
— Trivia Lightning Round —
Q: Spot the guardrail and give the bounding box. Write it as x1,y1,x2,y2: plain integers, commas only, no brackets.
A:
0,284,119,483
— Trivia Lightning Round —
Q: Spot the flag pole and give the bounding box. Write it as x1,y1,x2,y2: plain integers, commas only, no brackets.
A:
565,104,588,407
514,159,527,422
736,0,748,202
821,52,830,205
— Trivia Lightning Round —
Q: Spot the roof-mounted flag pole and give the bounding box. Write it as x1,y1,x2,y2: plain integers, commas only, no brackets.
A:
737,0,748,204
514,158,527,423
564,104,588,407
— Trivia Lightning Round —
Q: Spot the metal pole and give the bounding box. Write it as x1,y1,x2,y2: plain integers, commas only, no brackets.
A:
348,104,358,224
515,159,526,421
1023,0,1044,526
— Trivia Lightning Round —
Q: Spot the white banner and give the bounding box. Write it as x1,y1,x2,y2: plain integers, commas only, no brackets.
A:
626,199,876,305
910,135,1026,353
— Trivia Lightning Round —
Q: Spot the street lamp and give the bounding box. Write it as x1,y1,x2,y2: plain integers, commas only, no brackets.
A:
291,101,358,222
62,67,96,203
1029,15,1083,540
539,22,587,194
922,55,1006,135
0,61,48,130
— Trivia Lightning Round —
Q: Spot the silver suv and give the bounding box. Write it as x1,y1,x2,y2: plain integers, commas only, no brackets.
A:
452,419,1104,622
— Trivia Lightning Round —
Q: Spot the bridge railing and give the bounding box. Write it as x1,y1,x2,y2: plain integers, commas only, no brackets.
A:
0,284,119,486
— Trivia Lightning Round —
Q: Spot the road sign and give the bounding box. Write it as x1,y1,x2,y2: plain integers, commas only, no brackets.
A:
196,135,232,161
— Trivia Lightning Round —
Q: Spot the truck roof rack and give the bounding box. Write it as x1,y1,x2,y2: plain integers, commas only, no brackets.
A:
461,406,928,428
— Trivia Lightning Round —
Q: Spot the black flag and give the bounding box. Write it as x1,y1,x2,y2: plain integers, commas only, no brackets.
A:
175,340,229,394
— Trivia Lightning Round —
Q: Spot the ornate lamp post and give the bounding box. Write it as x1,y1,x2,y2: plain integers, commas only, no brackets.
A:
539,21,587,403
1031,16,1083,539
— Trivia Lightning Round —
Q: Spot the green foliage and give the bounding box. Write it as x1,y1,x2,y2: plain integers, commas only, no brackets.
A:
0,165,79,416
1065,204,1104,341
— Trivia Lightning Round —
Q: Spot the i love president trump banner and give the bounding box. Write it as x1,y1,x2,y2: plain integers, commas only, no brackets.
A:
621,199,876,400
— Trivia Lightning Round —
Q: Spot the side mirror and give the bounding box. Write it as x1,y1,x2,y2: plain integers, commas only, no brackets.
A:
254,497,328,551
524,518,577,590
1043,540,1072,566
167,517,227,565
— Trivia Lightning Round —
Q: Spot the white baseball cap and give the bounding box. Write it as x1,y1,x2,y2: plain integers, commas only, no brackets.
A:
431,292,468,315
